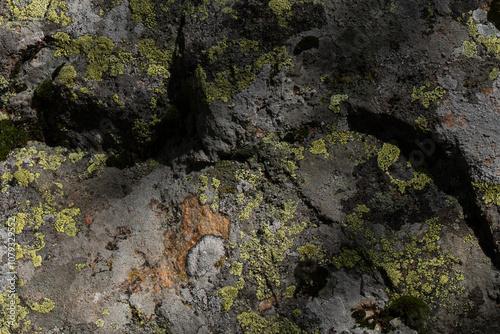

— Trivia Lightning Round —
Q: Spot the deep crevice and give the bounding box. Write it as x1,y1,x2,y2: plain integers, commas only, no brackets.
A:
347,106,500,269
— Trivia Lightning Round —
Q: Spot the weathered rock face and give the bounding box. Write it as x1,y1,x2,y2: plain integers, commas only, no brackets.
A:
1,0,500,333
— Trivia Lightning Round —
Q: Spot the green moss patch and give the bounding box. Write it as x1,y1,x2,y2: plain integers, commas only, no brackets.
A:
0,120,31,161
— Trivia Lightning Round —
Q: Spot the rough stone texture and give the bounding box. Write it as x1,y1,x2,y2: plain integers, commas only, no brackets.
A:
1,0,500,333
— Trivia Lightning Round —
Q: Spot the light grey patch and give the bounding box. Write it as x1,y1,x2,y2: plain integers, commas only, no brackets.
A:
186,235,225,278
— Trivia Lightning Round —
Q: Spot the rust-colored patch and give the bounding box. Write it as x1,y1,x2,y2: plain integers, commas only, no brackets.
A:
163,198,229,284
441,110,468,129
258,296,281,312
482,88,493,94
124,197,230,292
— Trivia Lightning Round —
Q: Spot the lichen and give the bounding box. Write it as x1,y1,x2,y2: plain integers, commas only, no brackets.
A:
218,286,239,311
95,318,105,328
268,0,293,27
75,263,86,271
334,213,466,310
0,288,30,332
29,298,55,313
328,94,349,113
237,311,309,334
113,94,125,108
377,141,400,172
490,67,499,80
473,182,500,206
296,243,324,262
462,40,477,58
411,83,446,108
129,0,156,28
309,138,329,157
138,39,174,78
414,116,430,132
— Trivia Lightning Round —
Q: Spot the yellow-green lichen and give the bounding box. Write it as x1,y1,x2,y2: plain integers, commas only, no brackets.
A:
15,232,45,267
411,84,446,108
334,213,466,310
6,0,72,26
129,0,156,28
328,94,349,113
138,39,174,78
309,138,329,157
490,68,499,80
57,65,77,88
230,261,243,276
414,116,430,132
53,207,80,236
462,40,477,58
0,288,30,332
377,141,432,193
239,193,263,221
237,311,309,334
377,141,400,172
29,298,55,313
238,221,302,300
53,32,134,82
239,39,260,52
75,263,86,271
218,286,239,312
473,182,500,206
112,94,125,108
87,153,107,173
69,150,85,163
268,0,293,27
296,243,324,262
95,318,105,328
208,36,228,63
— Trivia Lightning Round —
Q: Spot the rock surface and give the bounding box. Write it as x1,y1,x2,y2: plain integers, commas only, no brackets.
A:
1,0,500,333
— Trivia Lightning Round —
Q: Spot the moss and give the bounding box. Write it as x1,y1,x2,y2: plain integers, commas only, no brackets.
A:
297,243,324,262
309,138,329,157
218,286,239,311
411,83,446,108
328,94,348,113
0,120,32,161
293,36,319,55
30,298,55,314
129,0,156,28
388,296,430,333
